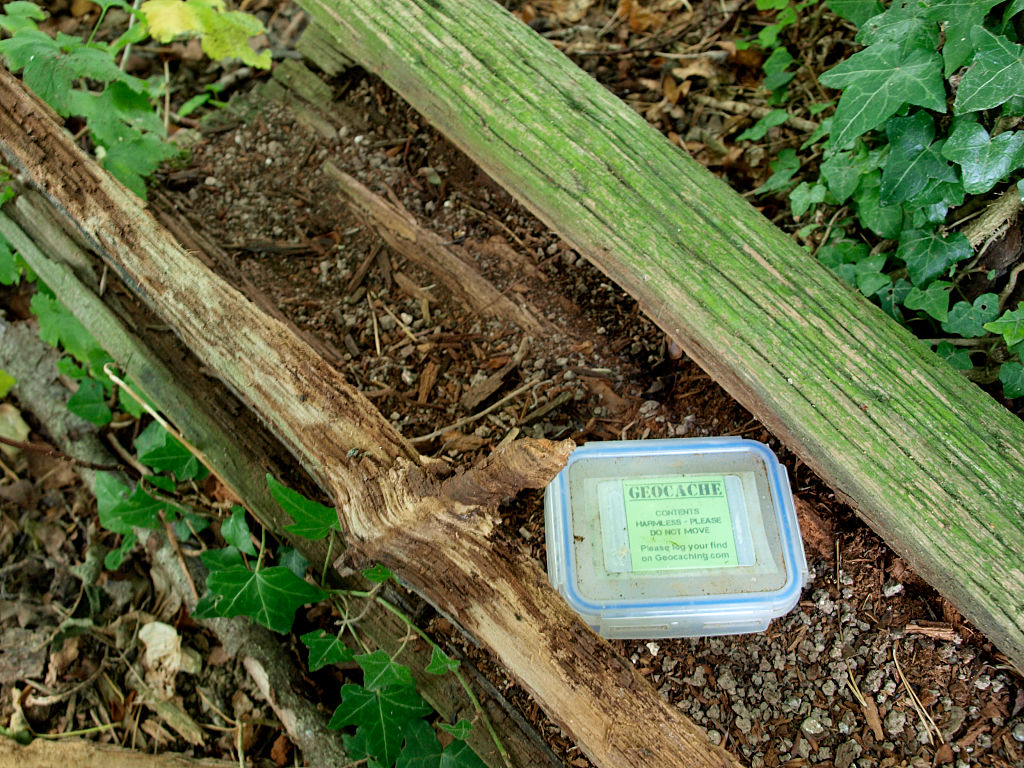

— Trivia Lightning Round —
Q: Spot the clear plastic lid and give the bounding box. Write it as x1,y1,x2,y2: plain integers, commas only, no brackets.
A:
544,437,808,639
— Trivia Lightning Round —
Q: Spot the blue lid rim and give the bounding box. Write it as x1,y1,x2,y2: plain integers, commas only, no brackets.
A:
552,438,806,618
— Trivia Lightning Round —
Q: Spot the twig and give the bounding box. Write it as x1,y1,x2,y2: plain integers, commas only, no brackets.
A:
411,377,544,443
689,93,820,133
892,647,944,744
106,432,152,476
0,434,125,472
160,511,199,604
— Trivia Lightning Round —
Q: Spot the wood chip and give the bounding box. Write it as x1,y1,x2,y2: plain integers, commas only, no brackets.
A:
460,337,530,410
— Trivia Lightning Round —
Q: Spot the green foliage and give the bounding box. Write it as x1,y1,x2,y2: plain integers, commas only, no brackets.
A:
198,554,326,633
301,629,355,671
0,0,269,198
67,378,113,425
134,420,206,481
267,473,341,540
140,0,272,69
744,0,1024,399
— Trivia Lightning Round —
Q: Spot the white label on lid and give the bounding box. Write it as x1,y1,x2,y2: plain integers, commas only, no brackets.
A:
598,475,755,573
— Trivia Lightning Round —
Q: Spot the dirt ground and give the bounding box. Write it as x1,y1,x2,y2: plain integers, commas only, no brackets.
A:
1,1,1023,767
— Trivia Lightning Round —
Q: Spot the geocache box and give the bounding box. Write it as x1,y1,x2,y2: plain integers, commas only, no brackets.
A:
544,437,809,639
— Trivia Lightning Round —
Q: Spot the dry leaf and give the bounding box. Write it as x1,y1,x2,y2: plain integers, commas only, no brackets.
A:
861,695,884,741
138,621,201,701
671,58,717,83
553,0,597,22
271,733,293,767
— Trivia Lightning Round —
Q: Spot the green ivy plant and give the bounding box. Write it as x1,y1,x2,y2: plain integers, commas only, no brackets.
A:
0,0,270,198
749,0,1024,399
102,464,492,767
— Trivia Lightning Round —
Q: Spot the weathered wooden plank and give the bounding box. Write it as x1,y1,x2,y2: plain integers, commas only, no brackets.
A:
0,201,565,768
0,68,740,768
294,0,1024,672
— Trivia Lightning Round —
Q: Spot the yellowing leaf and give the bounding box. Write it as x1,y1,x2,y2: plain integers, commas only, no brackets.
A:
140,0,203,42
140,0,269,69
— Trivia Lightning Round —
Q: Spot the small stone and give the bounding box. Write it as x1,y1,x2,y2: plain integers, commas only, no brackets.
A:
884,708,907,736
883,581,904,597
706,729,722,746
801,716,824,736
1011,722,1024,742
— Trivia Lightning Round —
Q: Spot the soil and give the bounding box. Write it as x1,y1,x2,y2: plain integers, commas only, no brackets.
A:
1,1,1023,768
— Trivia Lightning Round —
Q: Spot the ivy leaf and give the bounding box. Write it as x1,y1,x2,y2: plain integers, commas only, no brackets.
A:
204,564,326,633
820,143,882,203
935,341,974,370
221,505,256,555
895,229,972,286
737,109,789,142
67,378,112,425
328,683,432,766
983,307,1024,346
904,281,953,322
880,112,956,205
1003,0,1024,28
818,239,870,269
440,738,487,768
790,180,827,217
942,294,999,337
99,484,164,534
30,292,104,365
402,724,452,768
998,361,1024,398
941,121,1024,195
425,646,459,675
396,718,443,768
362,564,393,583
200,545,244,571
134,421,203,480
834,253,890,296
954,27,1024,114
875,277,912,321
278,546,309,578
755,148,800,195
762,47,795,92
301,629,355,672
800,116,832,149
855,1,938,52
826,0,884,28
104,533,137,570
356,650,415,691
438,720,474,740
918,0,1003,75
819,42,945,150
267,474,340,541
852,171,903,239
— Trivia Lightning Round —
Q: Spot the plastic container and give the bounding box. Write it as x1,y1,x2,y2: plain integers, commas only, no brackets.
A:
544,437,808,639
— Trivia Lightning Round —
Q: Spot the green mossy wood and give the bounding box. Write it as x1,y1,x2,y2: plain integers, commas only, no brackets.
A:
295,0,1024,668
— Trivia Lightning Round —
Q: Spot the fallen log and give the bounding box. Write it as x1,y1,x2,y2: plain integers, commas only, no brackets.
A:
0,202,565,768
294,0,1024,672
0,69,740,768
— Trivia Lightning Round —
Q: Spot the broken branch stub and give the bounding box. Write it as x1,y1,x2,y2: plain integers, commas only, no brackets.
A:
0,69,742,768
